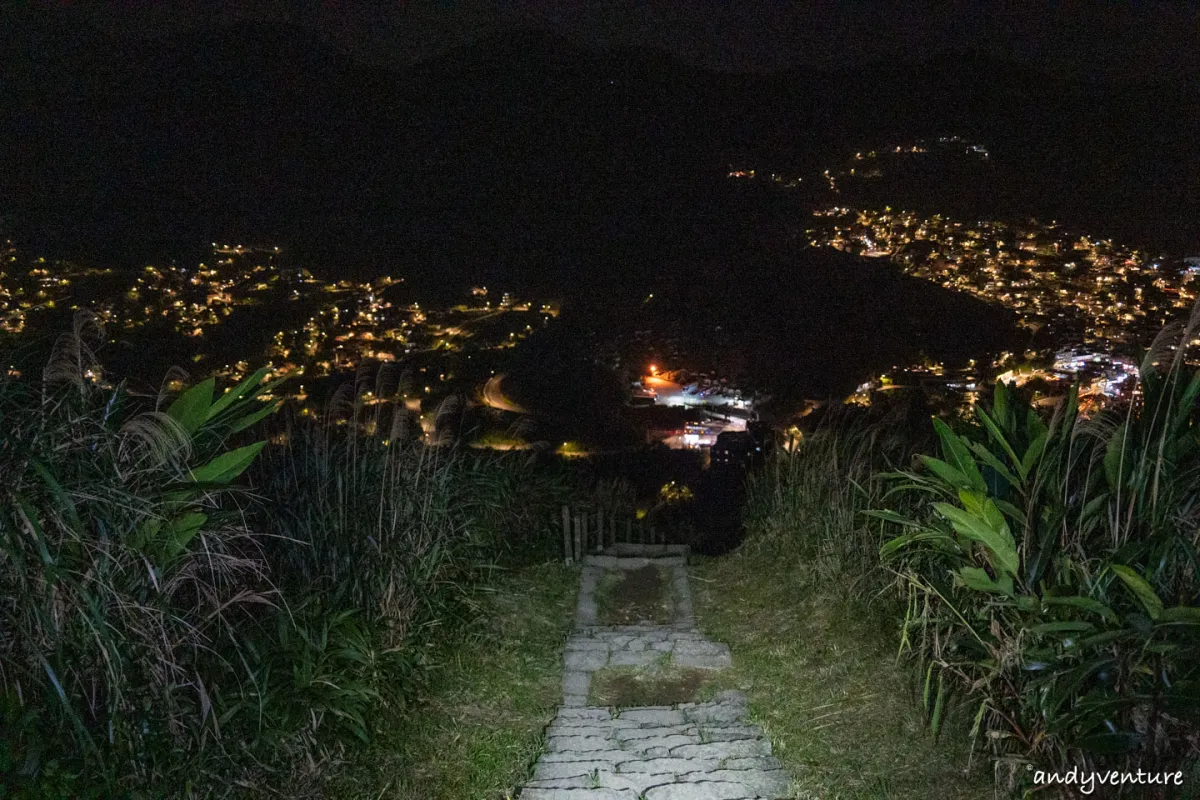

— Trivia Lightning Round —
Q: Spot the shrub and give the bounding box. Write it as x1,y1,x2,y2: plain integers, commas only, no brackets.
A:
0,318,278,795
1,323,576,796
876,318,1200,788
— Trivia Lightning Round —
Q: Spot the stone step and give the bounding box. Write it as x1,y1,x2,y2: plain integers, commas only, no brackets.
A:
522,564,790,800
585,554,687,569
602,543,690,557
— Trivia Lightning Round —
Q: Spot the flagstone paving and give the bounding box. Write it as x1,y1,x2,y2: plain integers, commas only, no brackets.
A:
521,551,791,799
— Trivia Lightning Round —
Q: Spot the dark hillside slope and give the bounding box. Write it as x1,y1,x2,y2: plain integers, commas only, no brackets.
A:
3,12,1198,293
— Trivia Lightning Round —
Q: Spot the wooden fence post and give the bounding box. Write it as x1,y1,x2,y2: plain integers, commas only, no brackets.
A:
596,507,604,554
562,504,571,564
574,511,584,563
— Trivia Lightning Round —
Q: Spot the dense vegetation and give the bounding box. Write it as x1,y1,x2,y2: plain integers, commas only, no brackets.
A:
0,318,573,797
9,306,1200,797
743,313,1200,795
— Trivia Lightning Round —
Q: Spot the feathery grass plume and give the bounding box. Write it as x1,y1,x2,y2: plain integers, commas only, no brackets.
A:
374,360,399,400
118,411,194,472
506,413,539,442
397,366,415,399
0,316,278,795
3,318,576,795
155,364,192,408
323,381,355,427
41,310,103,398
1139,318,1183,378
432,393,466,444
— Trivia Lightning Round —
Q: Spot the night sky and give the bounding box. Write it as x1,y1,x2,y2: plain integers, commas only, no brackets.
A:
48,1,1200,82
6,2,1200,267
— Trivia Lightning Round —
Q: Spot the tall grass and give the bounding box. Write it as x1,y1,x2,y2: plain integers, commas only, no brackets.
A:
245,414,574,772
876,314,1200,790
0,316,277,796
743,404,927,592
744,313,1200,792
1,320,576,797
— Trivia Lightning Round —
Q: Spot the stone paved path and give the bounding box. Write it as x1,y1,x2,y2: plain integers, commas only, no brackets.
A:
521,548,791,799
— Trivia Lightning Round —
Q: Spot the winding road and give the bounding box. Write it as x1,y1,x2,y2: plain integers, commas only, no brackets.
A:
481,373,528,414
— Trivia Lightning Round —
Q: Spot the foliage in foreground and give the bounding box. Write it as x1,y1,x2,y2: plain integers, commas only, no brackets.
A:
877,322,1200,789
744,314,1200,793
733,406,989,797
0,321,574,797
0,319,280,796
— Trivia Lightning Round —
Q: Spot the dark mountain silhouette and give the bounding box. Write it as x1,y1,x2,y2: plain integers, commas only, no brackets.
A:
3,10,1198,300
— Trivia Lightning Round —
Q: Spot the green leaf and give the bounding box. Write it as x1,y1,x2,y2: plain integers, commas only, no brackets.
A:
206,367,270,420
161,512,208,559
1080,491,1110,522
1075,630,1133,648
957,566,1014,595
1161,606,1200,624
229,401,280,434
930,672,947,738
969,699,988,739
932,417,985,490
861,509,921,528
1013,594,1039,612
1020,431,1048,479
993,380,1012,430
934,501,1020,578
167,378,215,435
957,489,987,517
976,407,1022,474
992,498,1025,524
1103,422,1130,489
1025,405,1049,442
922,662,934,713
131,517,161,551
14,498,54,566
920,456,974,491
1025,518,1060,587
967,440,1021,490
30,459,82,531
191,441,266,484
1110,564,1164,621
879,529,959,559
1029,621,1095,635
1042,595,1118,622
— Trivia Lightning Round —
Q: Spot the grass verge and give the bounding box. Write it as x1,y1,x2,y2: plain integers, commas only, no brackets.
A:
689,550,991,800
325,562,579,800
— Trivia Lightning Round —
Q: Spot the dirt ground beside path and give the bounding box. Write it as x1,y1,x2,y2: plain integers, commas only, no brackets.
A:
596,564,672,625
